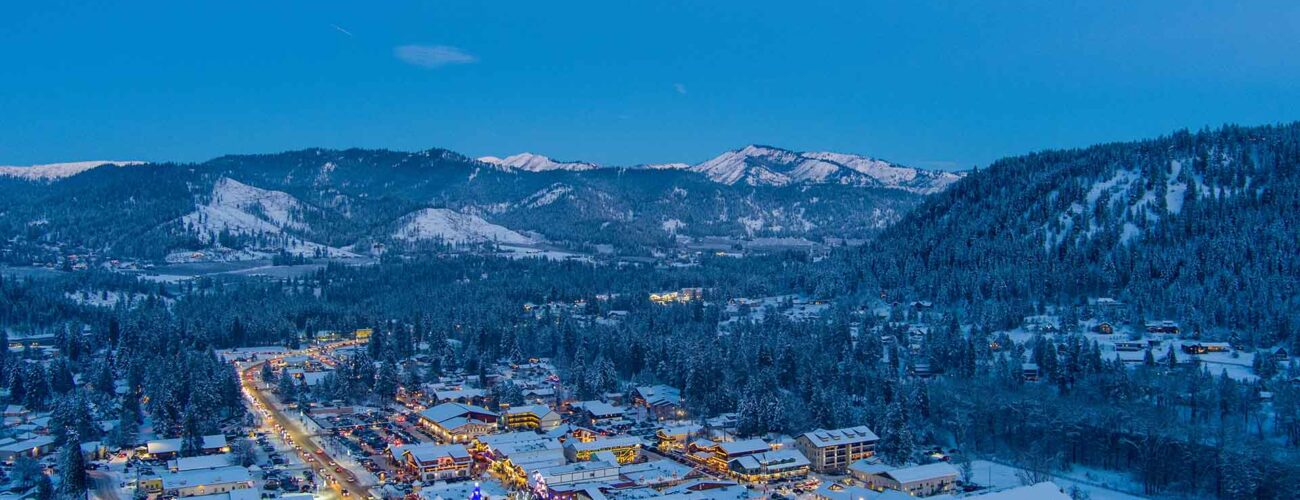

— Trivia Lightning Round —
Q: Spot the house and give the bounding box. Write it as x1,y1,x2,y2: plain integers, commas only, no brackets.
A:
1145,321,1181,335
1182,342,1231,355
850,461,959,497
503,404,562,431
570,401,630,431
398,443,473,481
728,449,811,483
1114,341,1146,352
156,465,254,497
0,435,56,460
145,435,229,460
1021,363,1041,382
418,403,499,443
1273,347,1290,361
794,426,879,473
632,385,686,420
1094,322,1114,335
562,435,641,464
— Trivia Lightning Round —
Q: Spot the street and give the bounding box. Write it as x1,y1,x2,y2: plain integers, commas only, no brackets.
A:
240,343,373,499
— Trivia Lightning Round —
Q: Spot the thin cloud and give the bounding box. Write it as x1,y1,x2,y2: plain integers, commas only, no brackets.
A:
330,24,354,37
674,83,687,95
394,44,478,68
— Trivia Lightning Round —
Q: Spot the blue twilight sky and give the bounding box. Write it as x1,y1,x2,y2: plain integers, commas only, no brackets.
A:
2,1,1299,170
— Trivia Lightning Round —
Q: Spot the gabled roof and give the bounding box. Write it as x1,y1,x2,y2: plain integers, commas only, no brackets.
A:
406,443,471,464
418,402,498,427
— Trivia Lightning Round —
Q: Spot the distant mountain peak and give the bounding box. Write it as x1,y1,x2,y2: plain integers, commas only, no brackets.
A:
690,145,963,193
478,152,599,172
0,160,144,180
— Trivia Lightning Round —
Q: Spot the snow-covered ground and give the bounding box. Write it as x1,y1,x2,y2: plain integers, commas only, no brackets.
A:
968,460,1146,500
393,208,534,245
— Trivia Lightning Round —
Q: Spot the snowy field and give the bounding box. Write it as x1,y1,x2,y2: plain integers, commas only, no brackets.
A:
969,460,1147,500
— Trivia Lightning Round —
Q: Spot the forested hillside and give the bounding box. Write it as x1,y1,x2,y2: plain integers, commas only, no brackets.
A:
0,148,927,261
857,123,1300,341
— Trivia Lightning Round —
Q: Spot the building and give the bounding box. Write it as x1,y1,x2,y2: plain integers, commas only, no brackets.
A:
1145,321,1180,335
655,423,703,451
1182,342,1231,355
480,434,567,488
170,453,236,472
795,426,879,474
397,443,473,481
155,465,254,497
0,435,56,460
688,438,771,474
145,435,230,460
728,449,811,483
632,385,686,420
503,404,562,431
850,461,959,497
418,402,500,443
563,435,641,464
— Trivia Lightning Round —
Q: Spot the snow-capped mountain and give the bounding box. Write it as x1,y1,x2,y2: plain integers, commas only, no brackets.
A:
478,153,599,172
0,160,143,180
691,145,963,193
393,208,534,245
480,146,962,193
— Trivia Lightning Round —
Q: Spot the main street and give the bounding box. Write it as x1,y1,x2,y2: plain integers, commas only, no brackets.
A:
239,341,372,499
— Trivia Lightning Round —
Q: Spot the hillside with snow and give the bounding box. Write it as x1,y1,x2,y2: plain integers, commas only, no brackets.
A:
478,153,599,172
177,177,354,259
690,145,963,193
393,208,534,245
0,160,143,180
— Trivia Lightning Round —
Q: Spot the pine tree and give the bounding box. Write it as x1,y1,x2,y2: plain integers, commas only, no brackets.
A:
878,400,915,466
57,435,88,498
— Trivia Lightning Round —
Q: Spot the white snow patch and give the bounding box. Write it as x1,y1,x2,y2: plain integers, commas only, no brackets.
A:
661,219,685,234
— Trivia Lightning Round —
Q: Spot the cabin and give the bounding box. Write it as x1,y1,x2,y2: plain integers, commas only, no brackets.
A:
1114,341,1146,352
1181,342,1231,355
1021,363,1041,382
1145,320,1181,335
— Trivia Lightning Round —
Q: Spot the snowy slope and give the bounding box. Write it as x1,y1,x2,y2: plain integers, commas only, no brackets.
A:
691,145,963,192
393,208,534,245
178,177,353,258
0,161,143,180
478,153,599,172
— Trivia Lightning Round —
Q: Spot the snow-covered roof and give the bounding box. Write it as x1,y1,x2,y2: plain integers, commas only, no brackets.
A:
880,462,959,484
160,465,251,489
717,438,770,456
800,426,879,448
